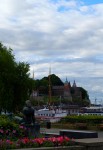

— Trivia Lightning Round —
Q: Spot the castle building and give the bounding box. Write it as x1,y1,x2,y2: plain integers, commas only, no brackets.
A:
51,78,82,101
32,78,83,102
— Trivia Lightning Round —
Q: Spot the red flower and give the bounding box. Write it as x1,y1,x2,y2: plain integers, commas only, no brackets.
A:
64,136,70,141
21,138,30,144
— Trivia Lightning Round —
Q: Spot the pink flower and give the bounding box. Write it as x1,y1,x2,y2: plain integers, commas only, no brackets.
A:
19,125,24,129
0,129,4,133
6,140,14,145
6,130,9,133
13,130,16,133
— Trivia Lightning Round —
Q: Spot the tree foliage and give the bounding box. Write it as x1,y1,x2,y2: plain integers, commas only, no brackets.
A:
50,74,64,86
0,43,34,113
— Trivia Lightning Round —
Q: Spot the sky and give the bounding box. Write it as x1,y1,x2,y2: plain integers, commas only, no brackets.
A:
0,0,103,104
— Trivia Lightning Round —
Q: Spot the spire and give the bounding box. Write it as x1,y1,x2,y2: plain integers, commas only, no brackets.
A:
72,80,76,88
65,77,68,84
68,81,71,88
64,77,71,89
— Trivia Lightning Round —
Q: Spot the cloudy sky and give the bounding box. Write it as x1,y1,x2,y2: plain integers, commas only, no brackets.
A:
0,0,103,104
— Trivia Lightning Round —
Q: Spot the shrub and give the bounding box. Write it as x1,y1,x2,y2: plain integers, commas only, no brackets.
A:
61,115,103,125
0,115,27,140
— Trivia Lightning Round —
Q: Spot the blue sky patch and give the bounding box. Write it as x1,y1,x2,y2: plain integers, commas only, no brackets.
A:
58,6,70,12
50,0,103,5
82,0,103,5
49,0,60,4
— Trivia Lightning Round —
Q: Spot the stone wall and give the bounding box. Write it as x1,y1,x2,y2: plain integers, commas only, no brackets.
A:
16,146,84,150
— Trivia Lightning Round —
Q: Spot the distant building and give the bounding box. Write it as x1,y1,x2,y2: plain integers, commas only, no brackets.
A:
52,79,82,101
33,78,84,102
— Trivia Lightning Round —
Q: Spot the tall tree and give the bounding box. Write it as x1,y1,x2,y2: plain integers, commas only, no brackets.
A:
13,62,31,111
0,43,34,112
50,74,64,86
0,43,16,112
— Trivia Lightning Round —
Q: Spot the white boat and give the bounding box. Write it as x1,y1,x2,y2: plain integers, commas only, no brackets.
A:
79,106,103,116
35,107,68,123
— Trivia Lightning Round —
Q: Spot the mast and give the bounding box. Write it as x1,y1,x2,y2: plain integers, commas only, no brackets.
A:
48,66,52,109
31,69,34,100
33,69,34,80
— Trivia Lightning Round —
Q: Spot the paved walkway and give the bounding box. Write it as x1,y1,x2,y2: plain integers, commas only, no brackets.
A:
40,128,103,138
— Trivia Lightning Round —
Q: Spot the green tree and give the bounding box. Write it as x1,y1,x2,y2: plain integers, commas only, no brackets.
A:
0,42,34,113
0,43,16,112
50,74,64,86
13,62,33,111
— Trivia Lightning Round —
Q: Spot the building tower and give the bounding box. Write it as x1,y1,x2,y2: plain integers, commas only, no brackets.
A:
64,78,72,100
72,80,82,100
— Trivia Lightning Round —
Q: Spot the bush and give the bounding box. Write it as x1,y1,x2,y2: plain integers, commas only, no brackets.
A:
61,115,103,125
0,115,27,140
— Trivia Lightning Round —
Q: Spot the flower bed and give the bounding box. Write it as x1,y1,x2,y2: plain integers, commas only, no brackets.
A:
0,115,76,149
0,136,75,149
